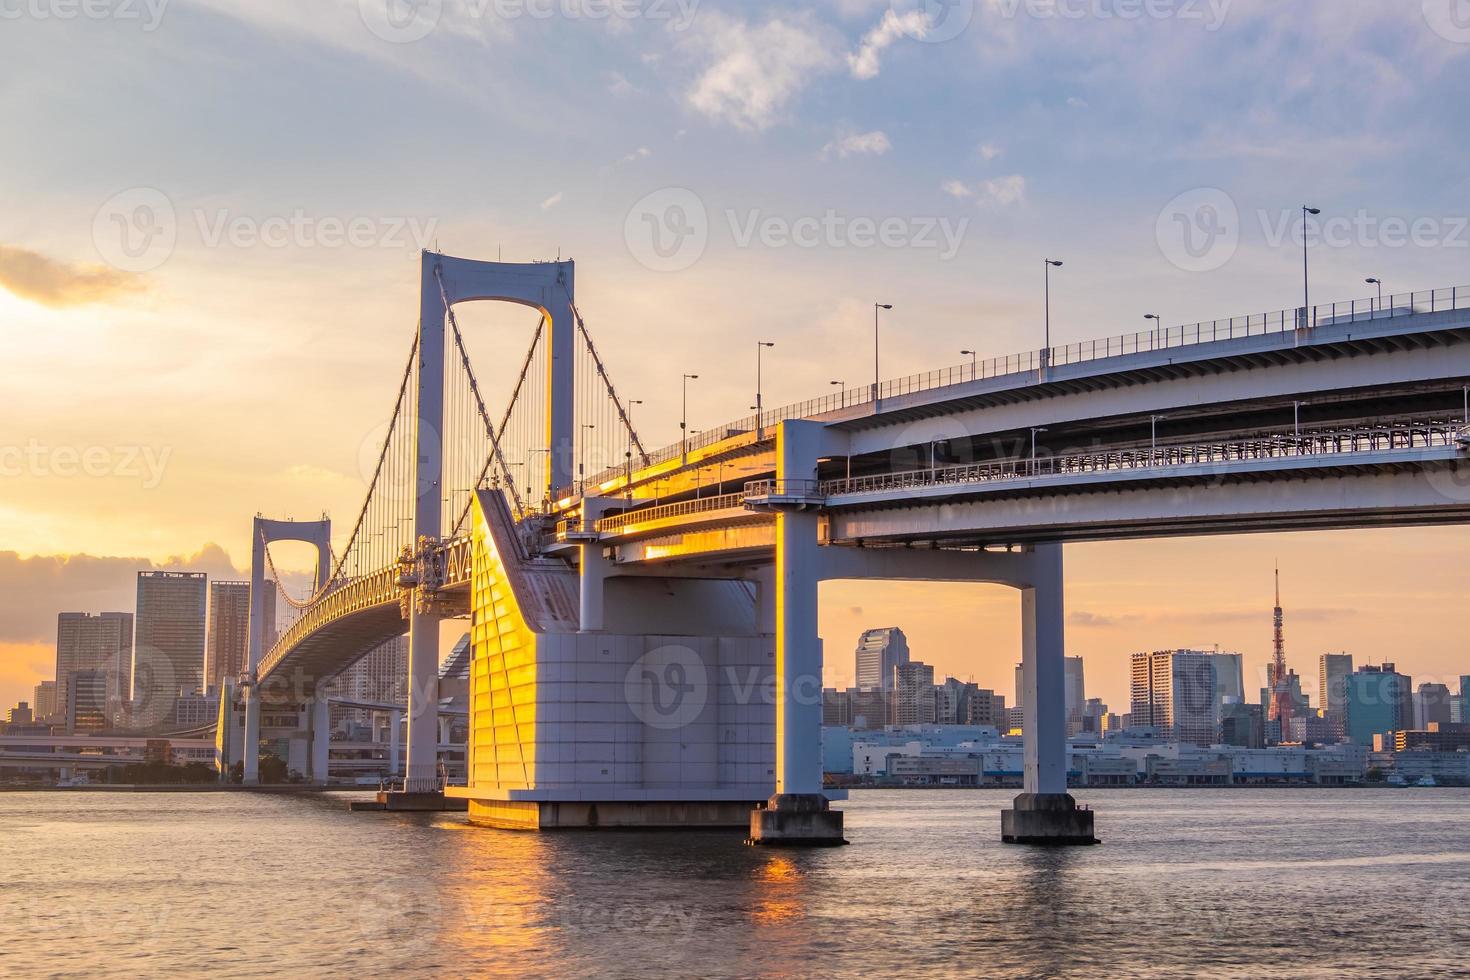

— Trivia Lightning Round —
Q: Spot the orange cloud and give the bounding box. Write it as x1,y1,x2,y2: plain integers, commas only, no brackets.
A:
0,244,145,307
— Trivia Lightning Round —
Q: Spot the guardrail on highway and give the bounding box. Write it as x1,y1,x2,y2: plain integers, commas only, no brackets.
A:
817,421,1469,498
584,284,1470,489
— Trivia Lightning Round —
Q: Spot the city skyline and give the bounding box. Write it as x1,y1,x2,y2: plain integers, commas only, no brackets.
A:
5,4,1470,719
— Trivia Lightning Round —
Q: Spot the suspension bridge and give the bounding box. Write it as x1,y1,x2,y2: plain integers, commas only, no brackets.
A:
227,250,1470,844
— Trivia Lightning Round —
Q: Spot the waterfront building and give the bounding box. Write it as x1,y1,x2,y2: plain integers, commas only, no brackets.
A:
1345,663,1413,746
1455,676,1470,724
1209,652,1245,704
1064,656,1086,735
1131,650,1219,746
67,669,110,733
1413,683,1453,730
1319,653,1354,722
55,611,133,722
32,681,57,723
205,581,251,690
6,702,33,724
1387,724,1470,753
1219,700,1265,748
890,662,936,726
854,627,909,691
133,571,208,707
822,688,850,727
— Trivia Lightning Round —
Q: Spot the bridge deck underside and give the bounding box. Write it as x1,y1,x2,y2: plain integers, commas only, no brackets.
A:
260,600,407,692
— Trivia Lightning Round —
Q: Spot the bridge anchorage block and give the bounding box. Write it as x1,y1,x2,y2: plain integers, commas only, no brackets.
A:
745,793,848,847
1001,793,1098,846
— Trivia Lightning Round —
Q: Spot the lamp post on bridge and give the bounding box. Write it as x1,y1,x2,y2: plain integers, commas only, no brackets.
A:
755,342,774,440
873,303,892,412
528,448,551,511
1366,277,1384,315
1029,427,1048,472
681,373,699,466
1302,206,1321,329
626,400,643,498
1043,260,1063,372
830,379,845,407
1150,414,1168,460
1144,313,1162,351
961,349,977,379
579,423,595,495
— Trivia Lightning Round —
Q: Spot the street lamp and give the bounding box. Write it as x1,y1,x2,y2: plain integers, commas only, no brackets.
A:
1302,206,1321,329
626,400,643,495
755,342,774,439
830,379,846,406
1144,313,1162,350
681,373,699,464
578,422,596,494
528,448,551,510
1292,400,1303,441
1029,427,1048,468
1150,414,1168,457
961,349,978,377
1365,277,1383,315
874,303,893,411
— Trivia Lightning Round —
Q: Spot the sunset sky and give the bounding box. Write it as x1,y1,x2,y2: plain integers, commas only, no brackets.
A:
4,1,1470,713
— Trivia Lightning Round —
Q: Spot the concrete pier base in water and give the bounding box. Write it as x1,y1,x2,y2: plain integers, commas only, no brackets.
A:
1001,792,1098,846
746,793,848,847
465,798,760,830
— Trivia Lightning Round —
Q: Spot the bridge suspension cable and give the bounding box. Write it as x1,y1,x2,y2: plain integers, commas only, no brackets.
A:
565,291,648,468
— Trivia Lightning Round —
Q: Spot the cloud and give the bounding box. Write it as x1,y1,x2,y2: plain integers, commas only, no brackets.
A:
822,129,892,159
1066,96,1089,109
978,142,1003,160
0,245,145,307
0,546,245,645
607,70,637,98
684,13,840,131
540,192,565,210
622,146,652,163
848,9,927,80
941,175,1027,206
977,174,1026,206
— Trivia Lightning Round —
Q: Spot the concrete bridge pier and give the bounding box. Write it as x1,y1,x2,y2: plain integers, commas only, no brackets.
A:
1002,542,1097,845
309,696,330,786
388,709,402,778
748,421,846,846
241,681,260,786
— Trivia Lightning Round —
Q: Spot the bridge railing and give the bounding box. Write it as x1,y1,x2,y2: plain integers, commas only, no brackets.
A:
819,421,1469,498
595,491,749,534
582,283,1470,491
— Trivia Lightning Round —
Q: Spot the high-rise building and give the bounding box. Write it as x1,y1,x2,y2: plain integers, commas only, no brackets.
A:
67,669,109,733
1319,653,1354,721
854,627,909,691
133,572,208,720
1219,701,1265,748
936,677,975,726
6,702,33,724
1209,652,1245,704
1455,676,1470,725
1413,683,1453,730
335,635,409,706
1130,650,1219,746
847,688,889,730
205,581,251,690
1064,656,1086,735
1344,663,1412,746
32,680,57,722
55,612,133,721
889,661,936,726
